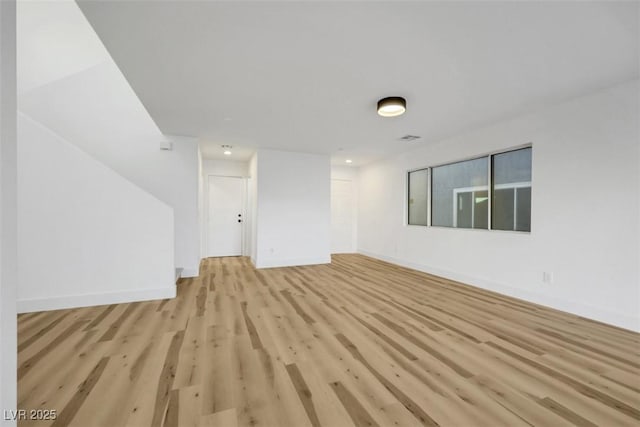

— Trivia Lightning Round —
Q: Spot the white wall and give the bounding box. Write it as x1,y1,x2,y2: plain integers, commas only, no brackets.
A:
17,2,200,277
331,165,358,181
358,80,640,331
249,153,258,264
0,0,17,423
202,158,249,178
17,113,175,312
254,149,331,268
198,147,205,260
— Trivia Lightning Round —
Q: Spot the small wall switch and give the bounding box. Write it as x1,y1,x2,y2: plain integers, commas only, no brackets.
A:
160,141,173,151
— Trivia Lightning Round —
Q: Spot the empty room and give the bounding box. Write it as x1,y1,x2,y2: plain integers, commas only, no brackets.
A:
0,0,639,426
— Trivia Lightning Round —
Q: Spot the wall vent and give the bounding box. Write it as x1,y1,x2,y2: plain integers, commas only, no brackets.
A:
399,135,421,142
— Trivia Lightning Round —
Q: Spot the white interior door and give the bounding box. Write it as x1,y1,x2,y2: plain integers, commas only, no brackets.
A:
331,179,354,253
207,176,244,257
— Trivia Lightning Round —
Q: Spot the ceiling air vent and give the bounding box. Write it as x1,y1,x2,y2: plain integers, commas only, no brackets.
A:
399,135,421,142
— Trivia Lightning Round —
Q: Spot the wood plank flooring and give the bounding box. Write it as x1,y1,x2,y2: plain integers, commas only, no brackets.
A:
17,254,640,427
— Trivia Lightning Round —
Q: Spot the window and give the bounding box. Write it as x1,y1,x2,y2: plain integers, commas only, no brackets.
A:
432,157,488,229
492,148,532,231
406,146,532,232
408,168,428,225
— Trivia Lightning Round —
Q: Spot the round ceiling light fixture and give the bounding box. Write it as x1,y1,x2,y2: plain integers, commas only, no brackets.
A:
221,144,232,155
377,96,406,117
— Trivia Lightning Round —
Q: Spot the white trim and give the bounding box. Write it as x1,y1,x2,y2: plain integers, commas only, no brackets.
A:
404,170,410,225
17,286,177,314
254,256,331,269
487,156,492,230
357,249,639,332
427,168,432,227
244,176,253,258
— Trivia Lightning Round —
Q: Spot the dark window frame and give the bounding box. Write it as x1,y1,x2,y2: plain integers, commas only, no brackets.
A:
406,145,532,233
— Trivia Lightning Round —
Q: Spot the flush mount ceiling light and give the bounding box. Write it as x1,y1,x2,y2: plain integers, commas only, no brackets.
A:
345,159,353,164
221,144,232,155
377,96,406,117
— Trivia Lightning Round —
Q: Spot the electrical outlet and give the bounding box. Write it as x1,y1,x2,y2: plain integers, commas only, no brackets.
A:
542,272,554,284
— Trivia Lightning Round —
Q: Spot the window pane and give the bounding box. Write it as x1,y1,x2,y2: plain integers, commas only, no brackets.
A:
493,188,515,230
515,186,531,231
432,157,488,228
456,192,473,228
492,148,531,231
473,190,489,229
408,169,428,225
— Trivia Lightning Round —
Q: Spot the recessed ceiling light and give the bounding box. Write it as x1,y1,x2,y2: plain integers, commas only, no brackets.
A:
221,144,232,155
224,150,232,156
377,96,406,117
345,159,353,164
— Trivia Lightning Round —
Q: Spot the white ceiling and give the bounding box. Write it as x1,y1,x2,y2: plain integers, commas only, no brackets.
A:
77,1,639,166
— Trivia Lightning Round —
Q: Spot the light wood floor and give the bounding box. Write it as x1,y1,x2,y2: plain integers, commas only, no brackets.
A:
17,254,640,427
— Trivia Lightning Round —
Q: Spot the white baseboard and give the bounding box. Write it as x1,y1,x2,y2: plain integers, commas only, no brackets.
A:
357,249,640,333
179,267,199,278
255,256,331,269
17,286,176,313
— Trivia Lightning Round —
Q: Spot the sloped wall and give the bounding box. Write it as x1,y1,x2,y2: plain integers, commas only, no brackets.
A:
17,113,175,312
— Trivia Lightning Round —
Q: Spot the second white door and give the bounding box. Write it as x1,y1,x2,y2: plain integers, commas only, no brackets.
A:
207,176,244,257
331,179,355,253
